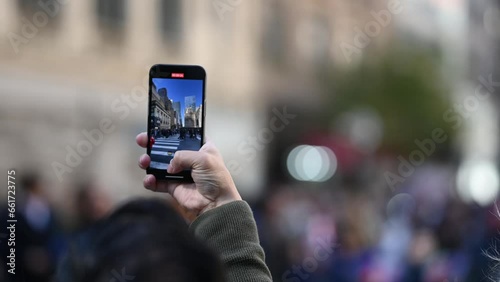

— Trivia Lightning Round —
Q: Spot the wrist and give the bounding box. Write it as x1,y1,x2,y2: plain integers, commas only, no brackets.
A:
199,185,241,216
214,193,242,209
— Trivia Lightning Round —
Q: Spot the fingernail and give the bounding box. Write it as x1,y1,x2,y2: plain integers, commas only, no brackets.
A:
144,178,153,189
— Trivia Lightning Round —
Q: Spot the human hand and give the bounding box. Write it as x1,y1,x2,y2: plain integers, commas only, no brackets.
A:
136,132,242,216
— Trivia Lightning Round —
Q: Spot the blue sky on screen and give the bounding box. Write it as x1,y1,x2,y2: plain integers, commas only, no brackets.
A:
152,78,203,121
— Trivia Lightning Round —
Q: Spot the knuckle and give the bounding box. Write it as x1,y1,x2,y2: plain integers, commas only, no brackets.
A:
199,152,215,167
173,151,183,162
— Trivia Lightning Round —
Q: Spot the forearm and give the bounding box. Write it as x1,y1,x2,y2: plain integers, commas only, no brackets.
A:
189,200,272,282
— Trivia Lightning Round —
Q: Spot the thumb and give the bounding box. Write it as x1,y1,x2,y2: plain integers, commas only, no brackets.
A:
168,150,200,174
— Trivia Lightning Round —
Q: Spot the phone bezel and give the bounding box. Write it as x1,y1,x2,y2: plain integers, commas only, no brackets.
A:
146,64,206,181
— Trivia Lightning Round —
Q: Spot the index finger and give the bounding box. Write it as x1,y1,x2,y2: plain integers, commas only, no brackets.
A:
136,132,148,148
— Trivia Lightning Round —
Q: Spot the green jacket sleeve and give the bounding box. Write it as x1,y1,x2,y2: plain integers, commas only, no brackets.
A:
189,200,273,282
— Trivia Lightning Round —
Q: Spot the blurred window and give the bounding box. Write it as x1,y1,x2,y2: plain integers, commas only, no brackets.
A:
96,0,126,42
261,1,286,66
158,0,183,45
17,0,62,29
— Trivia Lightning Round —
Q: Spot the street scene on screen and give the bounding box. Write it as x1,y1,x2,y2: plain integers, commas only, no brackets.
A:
149,78,203,170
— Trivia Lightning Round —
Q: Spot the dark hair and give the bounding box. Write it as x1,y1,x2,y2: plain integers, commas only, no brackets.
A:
20,170,41,192
58,198,225,282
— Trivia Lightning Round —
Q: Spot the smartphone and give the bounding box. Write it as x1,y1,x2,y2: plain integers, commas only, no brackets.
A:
147,64,206,181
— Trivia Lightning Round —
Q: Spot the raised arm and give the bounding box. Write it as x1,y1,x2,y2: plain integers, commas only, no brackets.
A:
136,132,272,281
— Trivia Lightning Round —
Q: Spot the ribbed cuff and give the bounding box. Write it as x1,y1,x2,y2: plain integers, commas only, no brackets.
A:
189,200,272,281
189,200,257,241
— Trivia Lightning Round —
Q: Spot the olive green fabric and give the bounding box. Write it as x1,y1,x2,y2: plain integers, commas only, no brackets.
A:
190,201,273,282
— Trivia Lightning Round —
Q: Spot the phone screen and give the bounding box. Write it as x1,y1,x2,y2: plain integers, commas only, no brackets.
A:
147,65,205,180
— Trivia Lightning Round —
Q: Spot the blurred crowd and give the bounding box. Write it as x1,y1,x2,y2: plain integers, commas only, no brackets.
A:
2,158,499,282
0,171,113,282
255,158,500,282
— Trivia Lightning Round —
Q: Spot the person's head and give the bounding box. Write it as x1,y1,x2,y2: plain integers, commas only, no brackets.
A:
75,180,112,226
21,170,43,194
58,198,225,282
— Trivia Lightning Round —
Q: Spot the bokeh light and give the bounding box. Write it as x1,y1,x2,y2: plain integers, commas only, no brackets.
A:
336,108,384,154
457,160,500,206
286,145,337,182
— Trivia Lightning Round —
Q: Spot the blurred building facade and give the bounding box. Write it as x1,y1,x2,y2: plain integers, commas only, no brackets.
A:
0,0,391,201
